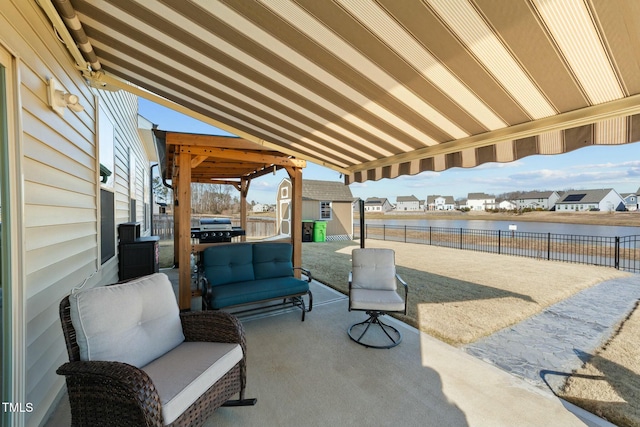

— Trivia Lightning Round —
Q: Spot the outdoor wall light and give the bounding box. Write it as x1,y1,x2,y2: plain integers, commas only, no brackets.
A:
47,77,84,116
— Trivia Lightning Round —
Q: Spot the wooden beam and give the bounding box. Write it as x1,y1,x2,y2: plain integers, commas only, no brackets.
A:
177,153,192,311
249,164,283,180
191,177,243,184
209,179,242,191
179,146,306,168
191,155,208,168
166,132,278,151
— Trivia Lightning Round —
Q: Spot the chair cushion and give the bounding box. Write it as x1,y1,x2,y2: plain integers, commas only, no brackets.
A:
253,243,294,280
351,248,397,290
208,277,309,309
68,273,185,367
203,243,254,286
142,341,243,425
350,289,405,312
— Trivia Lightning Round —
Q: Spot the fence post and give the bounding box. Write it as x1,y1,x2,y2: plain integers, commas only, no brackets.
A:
547,232,551,260
460,228,463,249
429,226,432,246
615,236,620,269
383,224,386,241
405,225,407,243
498,230,501,254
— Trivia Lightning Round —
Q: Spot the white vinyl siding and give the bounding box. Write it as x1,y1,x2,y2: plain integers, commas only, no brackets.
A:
1,2,152,424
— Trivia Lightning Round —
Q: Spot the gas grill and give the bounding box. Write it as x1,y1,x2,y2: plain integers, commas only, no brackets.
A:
191,218,245,243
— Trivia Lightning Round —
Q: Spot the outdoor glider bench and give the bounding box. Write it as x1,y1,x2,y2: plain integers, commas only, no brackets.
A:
57,273,256,427
200,242,313,321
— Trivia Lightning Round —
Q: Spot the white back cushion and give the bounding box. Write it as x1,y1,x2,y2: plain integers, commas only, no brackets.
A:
69,273,185,367
351,248,397,290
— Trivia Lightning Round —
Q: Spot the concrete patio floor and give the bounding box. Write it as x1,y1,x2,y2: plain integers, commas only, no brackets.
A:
44,268,611,427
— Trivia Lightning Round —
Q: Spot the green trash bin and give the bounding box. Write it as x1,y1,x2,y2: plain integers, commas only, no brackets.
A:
313,220,327,242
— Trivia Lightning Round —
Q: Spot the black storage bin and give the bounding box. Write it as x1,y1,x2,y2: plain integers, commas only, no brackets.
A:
118,228,159,281
118,222,140,243
302,221,314,242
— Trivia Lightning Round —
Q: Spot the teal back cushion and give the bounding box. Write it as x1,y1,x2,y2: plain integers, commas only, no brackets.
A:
203,243,254,286
253,243,294,280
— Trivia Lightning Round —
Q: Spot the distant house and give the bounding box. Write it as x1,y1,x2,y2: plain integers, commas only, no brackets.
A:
277,179,354,240
516,191,560,210
426,195,456,211
498,200,517,210
364,197,394,212
466,193,496,211
396,195,421,211
555,189,625,212
621,193,638,211
252,203,267,212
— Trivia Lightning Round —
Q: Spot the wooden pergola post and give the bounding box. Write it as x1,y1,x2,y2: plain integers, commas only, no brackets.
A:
177,151,192,310
240,177,249,242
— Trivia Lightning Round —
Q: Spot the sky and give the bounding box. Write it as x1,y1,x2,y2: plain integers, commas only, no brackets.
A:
139,98,640,205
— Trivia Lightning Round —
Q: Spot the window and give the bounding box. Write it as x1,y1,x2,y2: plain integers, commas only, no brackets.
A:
99,106,115,264
129,149,136,223
320,201,332,220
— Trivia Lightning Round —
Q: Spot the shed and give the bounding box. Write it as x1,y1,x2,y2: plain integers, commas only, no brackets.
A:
278,179,354,240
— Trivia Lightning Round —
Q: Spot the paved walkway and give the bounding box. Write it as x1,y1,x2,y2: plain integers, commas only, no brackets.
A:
464,274,640,393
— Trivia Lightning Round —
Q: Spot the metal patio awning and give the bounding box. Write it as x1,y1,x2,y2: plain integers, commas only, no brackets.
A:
50,0,640,184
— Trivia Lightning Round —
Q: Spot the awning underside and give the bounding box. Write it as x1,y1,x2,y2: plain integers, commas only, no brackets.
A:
55,0,640,184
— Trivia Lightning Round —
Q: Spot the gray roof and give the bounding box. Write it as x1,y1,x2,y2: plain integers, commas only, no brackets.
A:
426,195,455,204
519,191,556,199
467,192,494,200
365,197,389,205
396,195,419,202
557,189,616,204
302,179,353,202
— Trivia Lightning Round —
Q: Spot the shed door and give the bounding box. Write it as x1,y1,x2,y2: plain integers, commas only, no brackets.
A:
278,183,291,236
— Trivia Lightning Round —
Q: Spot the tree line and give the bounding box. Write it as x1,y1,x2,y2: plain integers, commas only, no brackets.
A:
153,178,242,215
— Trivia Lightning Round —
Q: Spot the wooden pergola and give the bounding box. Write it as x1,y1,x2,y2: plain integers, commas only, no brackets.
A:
154,130,306,311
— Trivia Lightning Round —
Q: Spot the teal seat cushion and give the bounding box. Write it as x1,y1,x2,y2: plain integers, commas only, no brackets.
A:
253,243,294,280
209,277,309,309
203,243,254,286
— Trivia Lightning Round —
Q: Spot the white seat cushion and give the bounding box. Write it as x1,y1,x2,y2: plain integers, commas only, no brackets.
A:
68,273,185,367
142,341,243,425
350,288,405,312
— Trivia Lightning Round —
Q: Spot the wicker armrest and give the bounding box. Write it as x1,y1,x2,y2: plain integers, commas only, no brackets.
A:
180,311,246,352
56,360,163,427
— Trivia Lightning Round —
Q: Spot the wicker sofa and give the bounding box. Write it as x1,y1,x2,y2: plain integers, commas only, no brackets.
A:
200,242,313,321
57,273,255,427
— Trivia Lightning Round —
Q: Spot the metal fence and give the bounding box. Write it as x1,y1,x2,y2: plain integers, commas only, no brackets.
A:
354,223,640,273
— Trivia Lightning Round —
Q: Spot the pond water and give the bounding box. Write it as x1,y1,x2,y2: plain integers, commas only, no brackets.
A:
362,218,640,237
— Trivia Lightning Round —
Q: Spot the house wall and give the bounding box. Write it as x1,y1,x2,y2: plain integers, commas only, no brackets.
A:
467,198,493,210
1,2,153,425
396,200,419,211
599,191,624,211
302,200,353,239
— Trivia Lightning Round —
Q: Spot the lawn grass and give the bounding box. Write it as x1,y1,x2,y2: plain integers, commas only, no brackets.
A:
559,302,640,427
302,239,629,346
